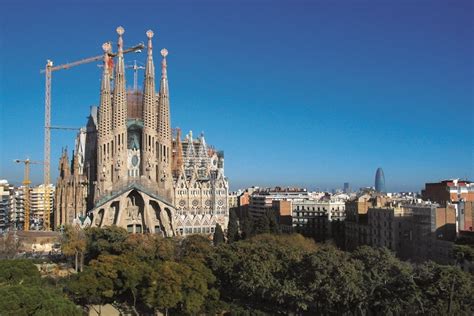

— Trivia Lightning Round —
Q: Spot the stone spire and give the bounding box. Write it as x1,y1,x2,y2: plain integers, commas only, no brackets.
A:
157,48,172,201
158,48,170,142
58,148,71,179
142,30,158,180
96,41,114,193
143,30,156,130
172,128,184,177
98,42,112,139
145,30,155,82
112,26,127,130
111,26,128,183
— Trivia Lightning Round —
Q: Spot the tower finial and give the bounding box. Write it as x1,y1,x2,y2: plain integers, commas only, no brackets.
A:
146,30,154,55
161,48,168,78
116,26,125,55
102,42,111,72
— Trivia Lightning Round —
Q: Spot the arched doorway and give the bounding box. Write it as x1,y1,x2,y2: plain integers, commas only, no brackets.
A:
125,190,145,233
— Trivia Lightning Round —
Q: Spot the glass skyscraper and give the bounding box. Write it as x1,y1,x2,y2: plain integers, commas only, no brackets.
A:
375,168,386,193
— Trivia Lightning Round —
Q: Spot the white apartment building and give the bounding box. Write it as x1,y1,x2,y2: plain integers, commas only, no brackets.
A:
30,184,55,229
249,188,309,218
10,186,26,229
292,197,346,241
0,180,11,233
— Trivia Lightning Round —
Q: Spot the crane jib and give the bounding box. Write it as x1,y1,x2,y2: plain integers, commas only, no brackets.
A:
39,43,144,73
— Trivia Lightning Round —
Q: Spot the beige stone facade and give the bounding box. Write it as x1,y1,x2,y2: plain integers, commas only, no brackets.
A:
54,27,229,235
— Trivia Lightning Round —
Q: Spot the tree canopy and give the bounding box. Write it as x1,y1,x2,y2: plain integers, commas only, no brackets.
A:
213,223,224,246
227,209,240,243
4,226,473,315
0,259,41,285
0,259,81,316
0,285,82,316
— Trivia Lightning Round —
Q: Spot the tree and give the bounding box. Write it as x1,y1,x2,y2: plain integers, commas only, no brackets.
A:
113,255,147,315
267,210,281,234
412,261,474,314
240,215,254,240
179,258,217,314
453,244,474,264
62,225,87,272
227,209,240,243
213,224,224,245
0,285,81,316
98,254,149,312
0,259,41,285
85,226,128,261
153,236,178,261
351,246,418,314
144,261,184,314
66,265,116,313
209,234,317,313
0,233,21,259
121,233,159,262
144,259,218,315
294,247,364,314
180,234,212,260
253,213,270,235
330,219,345,249
252,210,280,235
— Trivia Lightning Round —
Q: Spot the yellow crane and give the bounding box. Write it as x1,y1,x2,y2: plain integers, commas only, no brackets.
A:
40,38,144,231
14,159,43,231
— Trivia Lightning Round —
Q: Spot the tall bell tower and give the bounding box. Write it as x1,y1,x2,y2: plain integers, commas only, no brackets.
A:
157,48,173,200
112,26,129,182
141,30,158,182
97,41,113,195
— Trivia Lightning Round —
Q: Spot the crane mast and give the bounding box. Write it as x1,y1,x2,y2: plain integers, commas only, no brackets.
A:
99,59,145,90
41,43,144,231
129,60,145,91
43,61,52,231
14,159,43,231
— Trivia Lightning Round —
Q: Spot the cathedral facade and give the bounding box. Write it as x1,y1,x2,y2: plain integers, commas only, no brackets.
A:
54,27,229,236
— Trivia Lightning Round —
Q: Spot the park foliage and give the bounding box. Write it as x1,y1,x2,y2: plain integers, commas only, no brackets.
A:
0,224,473,315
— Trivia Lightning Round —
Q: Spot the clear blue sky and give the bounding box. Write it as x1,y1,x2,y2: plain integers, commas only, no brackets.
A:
0,0,473,192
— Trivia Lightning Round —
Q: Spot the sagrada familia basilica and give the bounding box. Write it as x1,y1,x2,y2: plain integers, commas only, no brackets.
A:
54,27,229,236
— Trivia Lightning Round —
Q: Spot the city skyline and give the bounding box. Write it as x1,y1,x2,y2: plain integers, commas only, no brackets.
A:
1,0,473,192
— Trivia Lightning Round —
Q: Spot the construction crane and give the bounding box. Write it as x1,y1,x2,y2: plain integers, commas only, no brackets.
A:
40,41,144,231
98,60,145,90
14,159,43,231
127,60,145,91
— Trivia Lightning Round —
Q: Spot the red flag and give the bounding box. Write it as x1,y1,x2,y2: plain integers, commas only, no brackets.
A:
108,58,114,70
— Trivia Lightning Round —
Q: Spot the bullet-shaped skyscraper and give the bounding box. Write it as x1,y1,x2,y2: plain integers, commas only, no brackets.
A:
375,168,386,193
